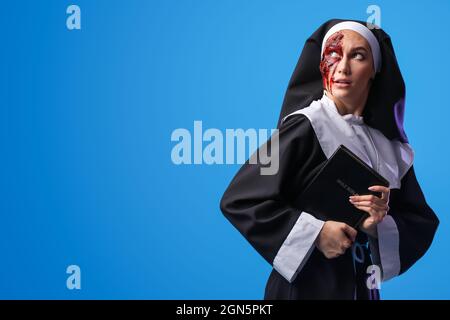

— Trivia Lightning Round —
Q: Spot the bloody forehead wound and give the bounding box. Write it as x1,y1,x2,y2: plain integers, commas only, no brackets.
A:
320,31,344,95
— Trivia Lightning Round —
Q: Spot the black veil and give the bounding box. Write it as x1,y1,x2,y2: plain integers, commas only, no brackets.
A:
277,18,409,143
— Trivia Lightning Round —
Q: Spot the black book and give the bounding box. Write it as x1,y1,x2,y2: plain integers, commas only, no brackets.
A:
294,144,390,228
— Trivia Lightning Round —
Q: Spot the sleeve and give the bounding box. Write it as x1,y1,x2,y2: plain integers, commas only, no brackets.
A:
219,114,325,283
369,165,439,281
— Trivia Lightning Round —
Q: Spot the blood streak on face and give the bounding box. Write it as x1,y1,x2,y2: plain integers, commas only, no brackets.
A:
320,31,344,95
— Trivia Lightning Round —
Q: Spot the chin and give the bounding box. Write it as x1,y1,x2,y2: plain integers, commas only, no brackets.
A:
330,89,353,99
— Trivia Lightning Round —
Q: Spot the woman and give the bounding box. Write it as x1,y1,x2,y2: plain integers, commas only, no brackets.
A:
219,19,439,300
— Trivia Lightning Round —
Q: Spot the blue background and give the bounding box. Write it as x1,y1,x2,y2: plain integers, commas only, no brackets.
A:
1,0,448,299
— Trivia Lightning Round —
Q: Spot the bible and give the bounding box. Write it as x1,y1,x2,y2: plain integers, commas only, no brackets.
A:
294,144,390,228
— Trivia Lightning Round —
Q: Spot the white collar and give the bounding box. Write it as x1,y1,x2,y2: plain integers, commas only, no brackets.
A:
282,92,414,189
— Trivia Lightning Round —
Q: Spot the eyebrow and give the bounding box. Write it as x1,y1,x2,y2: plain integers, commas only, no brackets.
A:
349,46,369,53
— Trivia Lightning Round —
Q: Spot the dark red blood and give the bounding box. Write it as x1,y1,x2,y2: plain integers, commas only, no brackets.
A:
320,32,344,95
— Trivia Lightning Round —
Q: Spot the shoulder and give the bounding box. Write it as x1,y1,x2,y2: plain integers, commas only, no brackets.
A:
278,112,315,141
280,98,324,125
274,112,324,160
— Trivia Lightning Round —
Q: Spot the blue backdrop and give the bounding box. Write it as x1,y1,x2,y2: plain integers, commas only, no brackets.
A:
1,0,448,299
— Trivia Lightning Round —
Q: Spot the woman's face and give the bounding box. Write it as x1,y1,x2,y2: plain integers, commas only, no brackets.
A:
320,29,375,108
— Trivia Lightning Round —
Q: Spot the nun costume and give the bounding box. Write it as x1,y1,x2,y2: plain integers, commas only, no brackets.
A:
220,19,440,300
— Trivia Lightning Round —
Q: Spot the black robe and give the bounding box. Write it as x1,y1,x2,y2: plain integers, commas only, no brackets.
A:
220,113,439,299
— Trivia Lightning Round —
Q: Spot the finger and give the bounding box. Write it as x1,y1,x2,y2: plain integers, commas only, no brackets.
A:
368,185,390,193
350,194,378,202
342,240,352,249
342,224,357,242
353,203,383,214
353,205,385,222
350,200,388,211
350,195,386,207
368,185,390,200
326,250,339,259
340,245,348,253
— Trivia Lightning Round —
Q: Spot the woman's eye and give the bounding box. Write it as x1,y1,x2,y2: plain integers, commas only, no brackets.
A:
354,52,365,60
329,51,339,58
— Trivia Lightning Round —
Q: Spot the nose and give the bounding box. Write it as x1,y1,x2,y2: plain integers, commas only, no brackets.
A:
336,55,351,75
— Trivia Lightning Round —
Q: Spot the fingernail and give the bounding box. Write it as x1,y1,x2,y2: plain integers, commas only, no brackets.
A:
368,186,374,190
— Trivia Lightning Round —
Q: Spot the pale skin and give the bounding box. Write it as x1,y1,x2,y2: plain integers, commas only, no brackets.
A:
315,30,390,259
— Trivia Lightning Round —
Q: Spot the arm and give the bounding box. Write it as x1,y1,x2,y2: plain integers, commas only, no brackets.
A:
220,115,324,283
368,166,439,281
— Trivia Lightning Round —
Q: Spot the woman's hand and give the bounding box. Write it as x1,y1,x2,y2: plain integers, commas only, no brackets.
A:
349,185,390,238
315,221,357,259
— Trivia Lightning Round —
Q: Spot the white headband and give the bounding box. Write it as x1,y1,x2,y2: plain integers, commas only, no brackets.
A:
321,21,382,72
